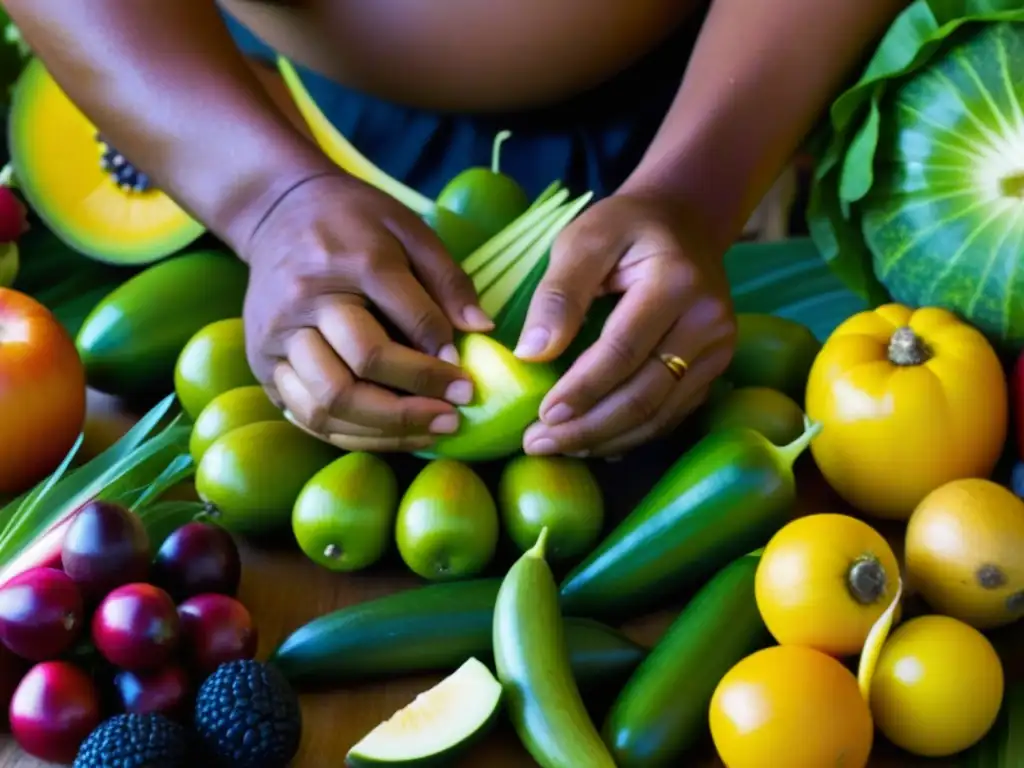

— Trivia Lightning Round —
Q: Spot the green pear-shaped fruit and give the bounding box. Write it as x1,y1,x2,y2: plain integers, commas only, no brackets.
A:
419,333,557,463
701,387,806,446
396,459,499,581
174,317,257,419
498,456,604,562
189,385,284,463
292,452,399,572
196,420,339,535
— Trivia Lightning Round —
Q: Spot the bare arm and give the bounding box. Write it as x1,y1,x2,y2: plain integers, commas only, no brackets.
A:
620,0,910,249
3,0,332,255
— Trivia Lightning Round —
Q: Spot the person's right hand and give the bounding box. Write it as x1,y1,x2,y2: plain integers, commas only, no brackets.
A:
239,171,494,453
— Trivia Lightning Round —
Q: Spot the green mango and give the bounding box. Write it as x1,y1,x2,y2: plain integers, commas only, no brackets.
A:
701,387,806,447
418,333,558,463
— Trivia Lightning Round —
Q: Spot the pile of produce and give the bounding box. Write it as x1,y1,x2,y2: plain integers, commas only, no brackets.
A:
0,13,1024,766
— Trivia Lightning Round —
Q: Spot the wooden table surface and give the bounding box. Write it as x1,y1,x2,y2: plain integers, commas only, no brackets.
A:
0,395,1018,767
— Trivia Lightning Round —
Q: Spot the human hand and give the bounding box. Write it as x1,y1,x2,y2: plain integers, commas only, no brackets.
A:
514,193,736,457
240,172,494,452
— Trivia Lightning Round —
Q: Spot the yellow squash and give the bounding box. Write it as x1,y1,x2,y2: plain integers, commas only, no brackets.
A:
805,304,1007,520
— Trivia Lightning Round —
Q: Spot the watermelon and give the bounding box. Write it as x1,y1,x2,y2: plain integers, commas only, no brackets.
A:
807,1,1024,352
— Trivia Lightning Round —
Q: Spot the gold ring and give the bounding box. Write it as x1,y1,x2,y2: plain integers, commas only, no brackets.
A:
658,353,689,381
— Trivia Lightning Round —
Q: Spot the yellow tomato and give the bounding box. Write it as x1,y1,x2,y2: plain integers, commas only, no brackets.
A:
710,644,873,768
870,615,1004,757
755,513,901,657
906,479,1024,629
805,304,1006,520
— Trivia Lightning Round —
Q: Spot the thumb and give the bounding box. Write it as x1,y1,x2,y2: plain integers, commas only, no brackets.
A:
390,210,494,334
514,217,628,361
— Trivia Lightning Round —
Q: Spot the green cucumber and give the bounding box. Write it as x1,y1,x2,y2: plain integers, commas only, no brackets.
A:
726,313,822,404
75,249,248,400
493,529,617,768
346,657,503,767
960,681,1024,767
270,578,645,691
559,420,821,621
603,553,771,767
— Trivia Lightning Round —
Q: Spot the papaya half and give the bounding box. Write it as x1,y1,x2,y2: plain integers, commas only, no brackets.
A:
8,58,205,265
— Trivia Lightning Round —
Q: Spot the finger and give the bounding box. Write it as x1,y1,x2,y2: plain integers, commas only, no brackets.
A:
316,298,473,404
513,216,629,362
590,383,712,457
326,431,437,453
387,211,494,333
537,274,687,426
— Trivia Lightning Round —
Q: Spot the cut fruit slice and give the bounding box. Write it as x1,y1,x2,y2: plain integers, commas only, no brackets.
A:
346,657,503,767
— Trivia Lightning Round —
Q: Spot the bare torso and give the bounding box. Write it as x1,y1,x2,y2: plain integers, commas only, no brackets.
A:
218,0,701,112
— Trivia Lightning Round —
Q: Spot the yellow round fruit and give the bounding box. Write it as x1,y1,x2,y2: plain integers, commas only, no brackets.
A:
870,615,1004,757
755,513,901,657
906,478,1024,629
174,318,257,419
710,644,873,768
805,304,1006,520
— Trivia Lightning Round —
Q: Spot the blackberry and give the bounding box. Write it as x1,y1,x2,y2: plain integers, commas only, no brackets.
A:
73,713,190,768
194,659,301,768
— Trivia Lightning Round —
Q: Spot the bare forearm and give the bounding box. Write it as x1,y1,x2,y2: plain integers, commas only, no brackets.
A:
3,0,330,252
622,0,909,249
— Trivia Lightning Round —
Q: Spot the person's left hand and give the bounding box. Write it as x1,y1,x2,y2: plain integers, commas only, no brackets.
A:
513,192,737,457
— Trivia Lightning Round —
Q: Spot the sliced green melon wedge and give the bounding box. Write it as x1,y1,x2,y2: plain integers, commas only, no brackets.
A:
346,657,503,767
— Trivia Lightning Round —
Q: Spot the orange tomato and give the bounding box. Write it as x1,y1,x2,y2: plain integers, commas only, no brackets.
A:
870,615,1004,757
710,644,873,768
0,288,86,494
755,513,901,657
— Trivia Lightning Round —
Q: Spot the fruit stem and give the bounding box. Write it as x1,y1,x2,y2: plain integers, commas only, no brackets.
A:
491,130,511,174
774,418,823,467
999,171,1024,198
887,326,931,366
847,556,887,605
527,526,549,560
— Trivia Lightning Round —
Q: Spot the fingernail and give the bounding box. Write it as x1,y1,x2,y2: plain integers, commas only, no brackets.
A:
542,403,573,425
462,305,494,330
515,327,550,358
445,379,473,405
429,413,460,434
439,343,460,366
526,437,557,455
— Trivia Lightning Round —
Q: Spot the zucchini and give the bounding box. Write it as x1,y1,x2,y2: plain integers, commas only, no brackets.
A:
960,681,1024,767
493,529,617,768
75,249,248,400
603,553,771,767
559,420,820,621
270,578,645,692
726,313,822,404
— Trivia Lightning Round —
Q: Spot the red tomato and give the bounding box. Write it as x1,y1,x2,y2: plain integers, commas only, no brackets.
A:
0,289,86,494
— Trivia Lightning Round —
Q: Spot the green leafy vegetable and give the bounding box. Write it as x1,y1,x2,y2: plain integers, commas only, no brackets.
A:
807,0,1024,349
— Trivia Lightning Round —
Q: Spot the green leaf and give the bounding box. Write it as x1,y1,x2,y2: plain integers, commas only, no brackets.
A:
129,453,195,511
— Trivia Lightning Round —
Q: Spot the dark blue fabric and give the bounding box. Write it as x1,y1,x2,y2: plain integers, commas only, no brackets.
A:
220,7,705,201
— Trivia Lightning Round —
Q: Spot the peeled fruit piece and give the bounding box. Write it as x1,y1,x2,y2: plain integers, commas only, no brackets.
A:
92,584,180,671
498,456,604,562
292,452,398,572
114,664,190,718
755,513,901,657
178,594,258,675
347,657,503,767
709,645,873,768
418,334,558,462
196,420,339,535
151,522,242,602
61,500,151,600
174,318,258,419
905,478,1024,629
9,660,101,764
0,567,83,661
702,386,806,446
189,384,284,463
870,615,1003,757
396,460,499,581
